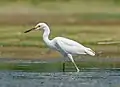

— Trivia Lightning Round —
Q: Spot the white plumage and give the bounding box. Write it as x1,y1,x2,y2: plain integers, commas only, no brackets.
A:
51,37,95,56
24,23,95,72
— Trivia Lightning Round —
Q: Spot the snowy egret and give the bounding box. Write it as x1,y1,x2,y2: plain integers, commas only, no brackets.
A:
24,23,95,72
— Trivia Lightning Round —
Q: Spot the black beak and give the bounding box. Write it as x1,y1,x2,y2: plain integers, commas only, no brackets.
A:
24,28,36,33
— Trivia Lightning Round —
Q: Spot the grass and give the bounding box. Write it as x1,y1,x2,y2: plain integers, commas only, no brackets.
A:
0,1,120,25
0,0,119,70
0,25,120,46
0,0,119,58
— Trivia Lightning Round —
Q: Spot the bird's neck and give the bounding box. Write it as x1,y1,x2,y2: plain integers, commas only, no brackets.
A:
43,27,51,46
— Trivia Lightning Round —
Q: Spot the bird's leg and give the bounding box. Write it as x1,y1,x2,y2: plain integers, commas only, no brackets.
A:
63,61,65,72
67,54,80,72
63,55,67,72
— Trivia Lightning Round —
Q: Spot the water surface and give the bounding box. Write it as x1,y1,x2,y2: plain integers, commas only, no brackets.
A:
0,70,120,87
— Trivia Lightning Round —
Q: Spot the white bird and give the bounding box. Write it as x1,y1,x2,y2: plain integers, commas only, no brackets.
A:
24,23,95,72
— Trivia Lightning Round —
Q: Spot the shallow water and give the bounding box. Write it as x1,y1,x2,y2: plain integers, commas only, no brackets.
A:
0,70,120,87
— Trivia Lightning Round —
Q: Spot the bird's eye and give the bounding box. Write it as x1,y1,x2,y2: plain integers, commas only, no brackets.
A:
38,25,41,27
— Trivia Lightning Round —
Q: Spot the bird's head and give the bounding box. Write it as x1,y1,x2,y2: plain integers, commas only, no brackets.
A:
24,22,48,33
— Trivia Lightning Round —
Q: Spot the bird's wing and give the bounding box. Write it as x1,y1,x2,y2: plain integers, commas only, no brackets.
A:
54,37,86,55
55,37,85,47
54,40,67,56
84,47,95,56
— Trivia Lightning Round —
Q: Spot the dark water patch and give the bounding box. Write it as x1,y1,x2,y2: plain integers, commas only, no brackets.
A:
1,58,120,72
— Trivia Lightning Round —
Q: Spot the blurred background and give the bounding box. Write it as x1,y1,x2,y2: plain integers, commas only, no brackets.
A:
0,0,120,59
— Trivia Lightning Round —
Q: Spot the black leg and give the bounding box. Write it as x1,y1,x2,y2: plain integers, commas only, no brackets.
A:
63,55,67,72
63,62,65,72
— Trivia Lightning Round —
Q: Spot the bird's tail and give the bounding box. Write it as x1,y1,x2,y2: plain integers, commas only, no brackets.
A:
85,48,95,56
